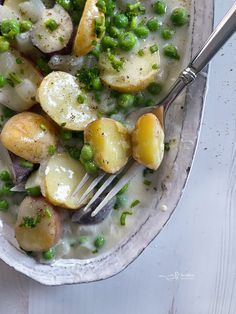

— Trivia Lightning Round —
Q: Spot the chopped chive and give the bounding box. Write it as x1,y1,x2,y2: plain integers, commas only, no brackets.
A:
16,57,23,64
164,142,170,151
137,49,145,57
143,179,151,186
19,159,34,168
0,170,11,182
120,211,132,226
48,145,56,156
152,63,158,70
45,19,59,32
0,199,9,211
39,123,47,131
150,44,158,54
130,199,140,208
117,183,129,195
44,207,52,218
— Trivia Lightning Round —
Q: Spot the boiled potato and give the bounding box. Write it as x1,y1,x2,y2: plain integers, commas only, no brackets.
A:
99,45,160,92
73,0,105,56
0,112,58,163
0,49,42,112
31,5,73,53
44,152,93,209
15,196,61,252
84,118,131,173
132,113,164,170
38,71,98,130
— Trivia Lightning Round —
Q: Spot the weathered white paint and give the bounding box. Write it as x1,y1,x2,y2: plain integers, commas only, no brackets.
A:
0,0,236,312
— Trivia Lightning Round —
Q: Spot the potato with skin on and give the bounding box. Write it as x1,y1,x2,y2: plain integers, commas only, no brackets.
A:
73,0,105,56
99,46,160,93
0,112,58,163
44,152,93,210
15,196,61,252
132,113,164,170
84,118,131,173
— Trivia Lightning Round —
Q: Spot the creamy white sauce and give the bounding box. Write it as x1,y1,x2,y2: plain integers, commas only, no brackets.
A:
0,0,190,261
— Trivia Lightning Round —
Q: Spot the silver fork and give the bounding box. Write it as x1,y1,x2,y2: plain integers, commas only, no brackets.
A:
73,2,236,217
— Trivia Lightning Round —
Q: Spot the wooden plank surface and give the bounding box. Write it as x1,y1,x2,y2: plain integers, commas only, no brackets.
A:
0,0,236,313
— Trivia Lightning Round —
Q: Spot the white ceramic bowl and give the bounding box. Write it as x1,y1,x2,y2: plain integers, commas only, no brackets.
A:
0,0,214,285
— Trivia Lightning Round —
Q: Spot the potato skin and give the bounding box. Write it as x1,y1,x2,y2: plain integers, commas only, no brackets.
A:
0,112,58,163
73,0,104,56
15,196,61,252
84,118,131,173
131,113,164,170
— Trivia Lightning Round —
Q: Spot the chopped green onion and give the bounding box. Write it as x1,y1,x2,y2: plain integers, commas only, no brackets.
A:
0,199,9,211
130,199,140,208
48,145,56,156
26,186,41,197
39,123,47,131
42,247,55,260
45,19,59,32
19,159,34,168
120,211,132,226
0,170,11,182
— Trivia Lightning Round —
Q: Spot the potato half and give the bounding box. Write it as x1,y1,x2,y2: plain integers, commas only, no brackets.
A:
73,0,105,56
0,112,58,163
44,152,93,209
99,46,160,92
132,113,164,170
38,71,98,130
31,5,73,53
15,196,61,252
84,118,131,173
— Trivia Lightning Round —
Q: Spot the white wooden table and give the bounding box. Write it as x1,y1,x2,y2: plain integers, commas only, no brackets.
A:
1,1,236,313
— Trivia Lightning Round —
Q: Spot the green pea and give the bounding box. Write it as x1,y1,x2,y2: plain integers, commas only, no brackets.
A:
0,199,8,211
80,144,93,161
85,161,98,175
94,236,105,248
113,14,129,29
153,1,167,15
68,146,81,160
19,20,32,33
42,247,55,261
1,19,20,39
101,35,118,49
171,7,189,26
96,0,106,12
147,82,162,95
119,32,137,51
134,26,149,38
108,26,121,38
134,92,145,106
117,93,134,108
163,44,180,60
145,99,155,107
114,193,127,209
0,170,11,182
0,75,7,88
56,0,72,11
26,186,41,197
146,18,161,32
105,0,115,16
162,27,175,40
60,129,73,140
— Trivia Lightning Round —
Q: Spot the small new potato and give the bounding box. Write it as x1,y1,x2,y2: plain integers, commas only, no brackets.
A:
44,152,93,209
15,196,61,252
38,71,98,131
99,45,160,92
84,118,131,173
0,112,58,163
132,113,164,170
73,0,105,56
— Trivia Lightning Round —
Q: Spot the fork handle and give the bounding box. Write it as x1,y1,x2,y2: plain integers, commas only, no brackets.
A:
161,2,236,111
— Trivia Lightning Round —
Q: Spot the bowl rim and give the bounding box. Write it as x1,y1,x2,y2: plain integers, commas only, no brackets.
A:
0,0,215,285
